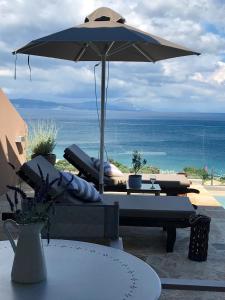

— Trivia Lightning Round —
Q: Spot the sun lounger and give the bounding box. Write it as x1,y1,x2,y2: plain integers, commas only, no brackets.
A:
63,144,199,195
15,156,123,250
17,155,197,252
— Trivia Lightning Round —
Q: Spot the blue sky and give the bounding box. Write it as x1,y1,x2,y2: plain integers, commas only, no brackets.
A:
0,0,225,112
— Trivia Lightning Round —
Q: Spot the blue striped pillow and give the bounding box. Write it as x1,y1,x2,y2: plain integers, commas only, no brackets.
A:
62,172,102,202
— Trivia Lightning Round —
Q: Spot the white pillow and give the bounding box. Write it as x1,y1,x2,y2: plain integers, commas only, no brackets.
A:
91,158,124,177
62,172,102,202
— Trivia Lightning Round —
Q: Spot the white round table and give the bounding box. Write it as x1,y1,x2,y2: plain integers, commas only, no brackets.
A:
0,240,161,300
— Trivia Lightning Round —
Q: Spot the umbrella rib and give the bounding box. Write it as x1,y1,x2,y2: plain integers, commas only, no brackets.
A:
74,43,89,62
107,42,133,57
105,42,115,56
133,44,155,62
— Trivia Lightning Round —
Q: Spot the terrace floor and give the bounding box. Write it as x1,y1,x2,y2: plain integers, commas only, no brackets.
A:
0,181,225,299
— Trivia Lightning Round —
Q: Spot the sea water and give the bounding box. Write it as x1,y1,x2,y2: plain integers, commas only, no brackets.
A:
18,108,225,174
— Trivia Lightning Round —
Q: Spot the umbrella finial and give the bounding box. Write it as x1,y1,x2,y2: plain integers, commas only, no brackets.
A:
85,7,125,24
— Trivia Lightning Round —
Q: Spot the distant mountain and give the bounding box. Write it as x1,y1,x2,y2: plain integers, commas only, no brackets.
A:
10,98,138,111
11,99,60,109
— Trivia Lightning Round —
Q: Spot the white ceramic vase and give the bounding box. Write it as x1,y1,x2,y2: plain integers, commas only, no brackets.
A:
3,220,47,284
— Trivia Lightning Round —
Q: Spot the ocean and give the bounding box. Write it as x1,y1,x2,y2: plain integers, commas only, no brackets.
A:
18,108,225,175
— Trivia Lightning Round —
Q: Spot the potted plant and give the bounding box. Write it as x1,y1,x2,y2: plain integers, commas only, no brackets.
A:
128,150,147,189
28,120,58,165
3,166,73,284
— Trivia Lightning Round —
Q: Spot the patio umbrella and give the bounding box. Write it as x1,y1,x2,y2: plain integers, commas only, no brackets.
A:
13,7,200,193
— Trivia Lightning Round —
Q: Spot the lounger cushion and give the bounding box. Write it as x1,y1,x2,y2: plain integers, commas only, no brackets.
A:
149,174,190,188
62,172,102,202
102,195,195,219
91,158,124,177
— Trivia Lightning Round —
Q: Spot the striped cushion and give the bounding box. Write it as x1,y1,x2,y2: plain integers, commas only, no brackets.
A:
62,172,102,202
91,158,124,177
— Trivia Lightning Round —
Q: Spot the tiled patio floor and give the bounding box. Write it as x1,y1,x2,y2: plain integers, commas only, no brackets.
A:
0,182,225,299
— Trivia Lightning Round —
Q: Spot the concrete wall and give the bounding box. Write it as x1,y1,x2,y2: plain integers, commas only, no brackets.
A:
0,89,27,195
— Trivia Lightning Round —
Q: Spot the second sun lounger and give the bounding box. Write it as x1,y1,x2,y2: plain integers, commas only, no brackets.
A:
63,144,199,195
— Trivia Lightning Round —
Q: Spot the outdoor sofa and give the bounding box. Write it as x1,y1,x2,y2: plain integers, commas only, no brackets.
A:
16,155,197,252
63,144,200,196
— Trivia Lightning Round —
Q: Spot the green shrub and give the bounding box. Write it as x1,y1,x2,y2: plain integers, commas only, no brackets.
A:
28,120,58,157
183,166,209,180
131,150,147,174
109,158,159,174
55,160,77,172
140,165,160,174
108,158,130,173
219,176,225,183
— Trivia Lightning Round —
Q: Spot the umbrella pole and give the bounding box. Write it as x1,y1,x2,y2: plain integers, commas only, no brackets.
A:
99,56,106,194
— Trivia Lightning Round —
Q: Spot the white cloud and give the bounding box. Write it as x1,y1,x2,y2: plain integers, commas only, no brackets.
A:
212,62,225,84
0,40,11,53
191,61,225,85
0,68,12,77
191,72,205,83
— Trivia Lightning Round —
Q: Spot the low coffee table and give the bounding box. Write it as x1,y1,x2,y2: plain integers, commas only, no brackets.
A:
126,183,161,196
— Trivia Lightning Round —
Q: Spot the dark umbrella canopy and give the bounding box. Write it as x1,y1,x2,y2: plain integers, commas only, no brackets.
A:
14,7,200,193
14,7,199,62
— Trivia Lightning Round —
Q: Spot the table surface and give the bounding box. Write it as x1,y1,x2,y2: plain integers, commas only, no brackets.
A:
126,183,161,192
0,240,161,300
